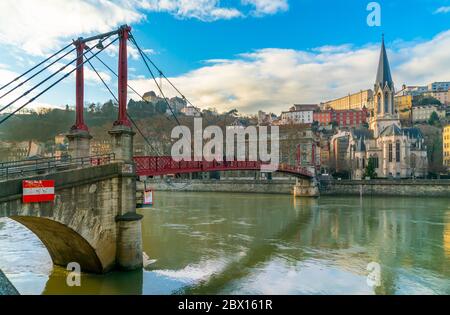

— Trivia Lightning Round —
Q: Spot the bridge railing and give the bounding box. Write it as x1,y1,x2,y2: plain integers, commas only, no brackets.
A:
0,154,115,181
134,156,314,178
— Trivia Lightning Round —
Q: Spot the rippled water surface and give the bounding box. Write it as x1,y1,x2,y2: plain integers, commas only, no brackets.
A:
0,192,449,295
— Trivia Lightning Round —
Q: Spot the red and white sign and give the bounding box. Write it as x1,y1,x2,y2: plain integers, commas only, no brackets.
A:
22,180,55,203
143,190,153,206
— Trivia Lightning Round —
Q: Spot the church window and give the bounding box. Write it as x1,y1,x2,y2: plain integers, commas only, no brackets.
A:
370,155,379,169
377,94,381,113
388,143,393,162
410,154,417,169
362,158,366,169
384,92,389,113
396,141,401,163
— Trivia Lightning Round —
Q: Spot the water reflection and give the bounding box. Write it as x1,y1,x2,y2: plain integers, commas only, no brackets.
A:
0,192,449,295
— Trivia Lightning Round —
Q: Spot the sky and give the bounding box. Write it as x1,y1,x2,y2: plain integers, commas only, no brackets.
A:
0,0,449,115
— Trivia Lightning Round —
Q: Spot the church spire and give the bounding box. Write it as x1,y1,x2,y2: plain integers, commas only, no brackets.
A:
375,34,393,88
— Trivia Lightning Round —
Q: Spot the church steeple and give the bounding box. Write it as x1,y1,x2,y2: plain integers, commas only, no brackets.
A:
370,35,400,138
375,34,394,89
373,35,395,118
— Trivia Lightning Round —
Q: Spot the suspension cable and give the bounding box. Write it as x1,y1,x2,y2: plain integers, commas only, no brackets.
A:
86,58,163,155
86,51,171,122
128,36,181,127
0,35,114,114
0,43,73,93
129,33,204,118
0,36,119,126
0,46,77,101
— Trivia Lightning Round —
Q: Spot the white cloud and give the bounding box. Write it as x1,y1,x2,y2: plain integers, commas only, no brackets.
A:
242,0,288,16
130,30,450,115
394,30,450,85
139,0,288,21
0,64,56,113
434,6,450,14
0,0,289,56
140,0,243,21
0,0,144,56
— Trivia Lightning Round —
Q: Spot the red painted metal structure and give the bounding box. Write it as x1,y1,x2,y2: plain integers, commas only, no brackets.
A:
71,25,132,132
114,25,131,127
72,38,88,132
134,156,314,178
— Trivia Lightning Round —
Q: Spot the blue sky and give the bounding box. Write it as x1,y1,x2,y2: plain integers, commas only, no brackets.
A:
0,0,449,115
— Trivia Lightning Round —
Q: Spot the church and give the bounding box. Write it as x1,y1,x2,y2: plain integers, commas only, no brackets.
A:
331,36,428,179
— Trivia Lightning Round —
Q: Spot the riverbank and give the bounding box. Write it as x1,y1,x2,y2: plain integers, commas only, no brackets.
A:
140,179,450,197
0,269,19,295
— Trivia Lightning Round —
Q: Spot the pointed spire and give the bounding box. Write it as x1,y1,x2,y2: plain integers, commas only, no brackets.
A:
375,34,393,88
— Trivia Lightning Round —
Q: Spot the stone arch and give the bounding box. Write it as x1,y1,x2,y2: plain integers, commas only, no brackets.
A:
9,216,104,273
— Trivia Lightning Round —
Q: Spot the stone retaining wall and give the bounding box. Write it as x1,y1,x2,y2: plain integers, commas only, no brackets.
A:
139,179,450,198
320,180,450,197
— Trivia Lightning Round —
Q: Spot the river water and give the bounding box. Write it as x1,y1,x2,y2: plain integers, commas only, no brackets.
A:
0,192,449,295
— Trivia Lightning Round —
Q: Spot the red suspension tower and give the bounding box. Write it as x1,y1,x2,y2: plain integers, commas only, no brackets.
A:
68,25,133,160
114,25,131,127
72,38,89,132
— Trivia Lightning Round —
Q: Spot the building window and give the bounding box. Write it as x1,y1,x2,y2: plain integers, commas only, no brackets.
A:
410,154,417,169
389,143,393,163
377,94,381,113
370,155,379,169
385,92,389,113
396,141,401,163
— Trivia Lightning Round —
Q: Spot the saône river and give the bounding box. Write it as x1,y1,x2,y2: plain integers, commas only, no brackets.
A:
0,192,449,295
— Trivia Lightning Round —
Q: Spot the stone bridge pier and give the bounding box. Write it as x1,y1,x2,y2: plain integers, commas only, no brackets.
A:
293,178,320,198
0,160,143,273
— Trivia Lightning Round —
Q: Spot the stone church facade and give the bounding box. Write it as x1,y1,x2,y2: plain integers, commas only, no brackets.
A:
332,36,428,179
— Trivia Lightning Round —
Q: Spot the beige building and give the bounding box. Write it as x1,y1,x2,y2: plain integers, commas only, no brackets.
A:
181,106,201,117
444,125,450,170
394,95,413,123
280,110,314,125
142,91,160,103
412,105,446,122
321,90,373,111
423,90,450,105
396,85,428,97
54,133,68,158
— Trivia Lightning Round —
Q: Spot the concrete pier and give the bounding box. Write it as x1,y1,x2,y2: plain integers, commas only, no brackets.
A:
293,178,320,198
67,129,92,159
109,124,143,271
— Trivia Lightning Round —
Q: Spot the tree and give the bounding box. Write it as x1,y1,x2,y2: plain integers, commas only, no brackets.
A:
428,111,439,126
363,158,377,179
414,96,441,106
330,121,339,129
